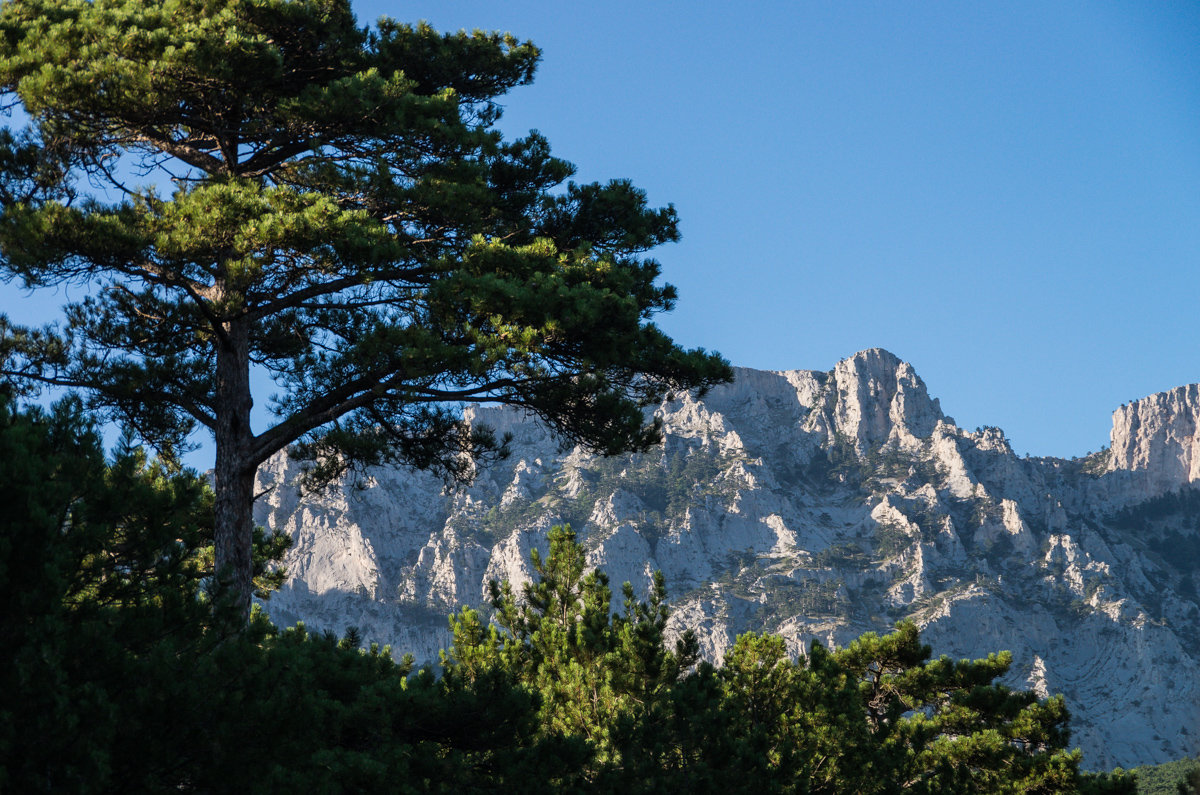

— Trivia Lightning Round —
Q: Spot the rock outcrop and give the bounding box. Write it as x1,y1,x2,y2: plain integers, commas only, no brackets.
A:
1108,384,1200,496
253,349,1200,770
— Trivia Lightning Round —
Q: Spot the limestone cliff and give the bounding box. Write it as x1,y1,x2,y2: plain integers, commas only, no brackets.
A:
1108,384,1200,496
253,349,1200,770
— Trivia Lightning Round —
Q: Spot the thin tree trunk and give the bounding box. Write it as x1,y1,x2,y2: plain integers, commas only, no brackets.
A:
213,320,255,624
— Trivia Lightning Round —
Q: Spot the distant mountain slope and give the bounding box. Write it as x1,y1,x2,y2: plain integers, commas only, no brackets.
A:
254,348,1200,770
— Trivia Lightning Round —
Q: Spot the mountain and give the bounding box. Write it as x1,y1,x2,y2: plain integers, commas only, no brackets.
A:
253,348,1200,770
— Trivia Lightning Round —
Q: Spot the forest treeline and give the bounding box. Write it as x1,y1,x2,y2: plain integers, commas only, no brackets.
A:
0,396,1138,793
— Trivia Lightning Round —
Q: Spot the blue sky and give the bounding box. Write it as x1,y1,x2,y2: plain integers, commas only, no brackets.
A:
4,2,1198,464
375,1,1199,459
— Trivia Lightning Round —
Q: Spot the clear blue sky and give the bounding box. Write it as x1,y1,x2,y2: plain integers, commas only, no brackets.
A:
373,0,1199,459
5,1,1199,463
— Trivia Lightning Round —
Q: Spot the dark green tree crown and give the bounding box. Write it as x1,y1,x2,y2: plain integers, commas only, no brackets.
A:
0,0,731,479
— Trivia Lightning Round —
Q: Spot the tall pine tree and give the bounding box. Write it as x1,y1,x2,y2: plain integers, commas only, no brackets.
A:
0,0,731,619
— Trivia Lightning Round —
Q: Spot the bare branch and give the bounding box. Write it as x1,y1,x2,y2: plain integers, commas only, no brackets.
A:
129,132,226,175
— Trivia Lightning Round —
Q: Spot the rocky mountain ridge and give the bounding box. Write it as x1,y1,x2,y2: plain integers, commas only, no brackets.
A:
254,348,1200,769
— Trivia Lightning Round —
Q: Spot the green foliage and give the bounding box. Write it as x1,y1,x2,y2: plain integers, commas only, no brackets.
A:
756,577,845,618
445,525,698,770
1108,488,1200,579
813,541,870,568
874,520,916,559
833,623,1066,793
0,396,562,793
1125,755,1200,795
190,621,573,794
0,395,259,789
688,632,870,792
1080,448,1112,477
1109,488,1200,534
632,622,1134,794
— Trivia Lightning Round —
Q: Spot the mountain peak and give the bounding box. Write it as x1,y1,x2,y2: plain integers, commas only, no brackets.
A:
828,349,945,452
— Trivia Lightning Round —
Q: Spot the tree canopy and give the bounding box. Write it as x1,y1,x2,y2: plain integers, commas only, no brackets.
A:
0,0,732,616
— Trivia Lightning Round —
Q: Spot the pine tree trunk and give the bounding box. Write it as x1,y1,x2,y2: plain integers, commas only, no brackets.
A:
213,320,255,623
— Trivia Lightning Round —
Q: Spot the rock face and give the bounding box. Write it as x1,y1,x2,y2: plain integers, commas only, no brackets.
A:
1108,384,1200,496
253,348,1200,770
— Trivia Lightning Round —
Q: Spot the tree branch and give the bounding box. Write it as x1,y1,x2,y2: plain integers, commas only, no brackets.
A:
250,372,523,466
129,132,226,175
239,140,316,177
243,268,434,321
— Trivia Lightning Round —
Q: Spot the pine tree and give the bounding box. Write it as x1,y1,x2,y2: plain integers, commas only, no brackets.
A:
827,622,1136,794
0,0,732,619
445,524,698,774
0,393,231,789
